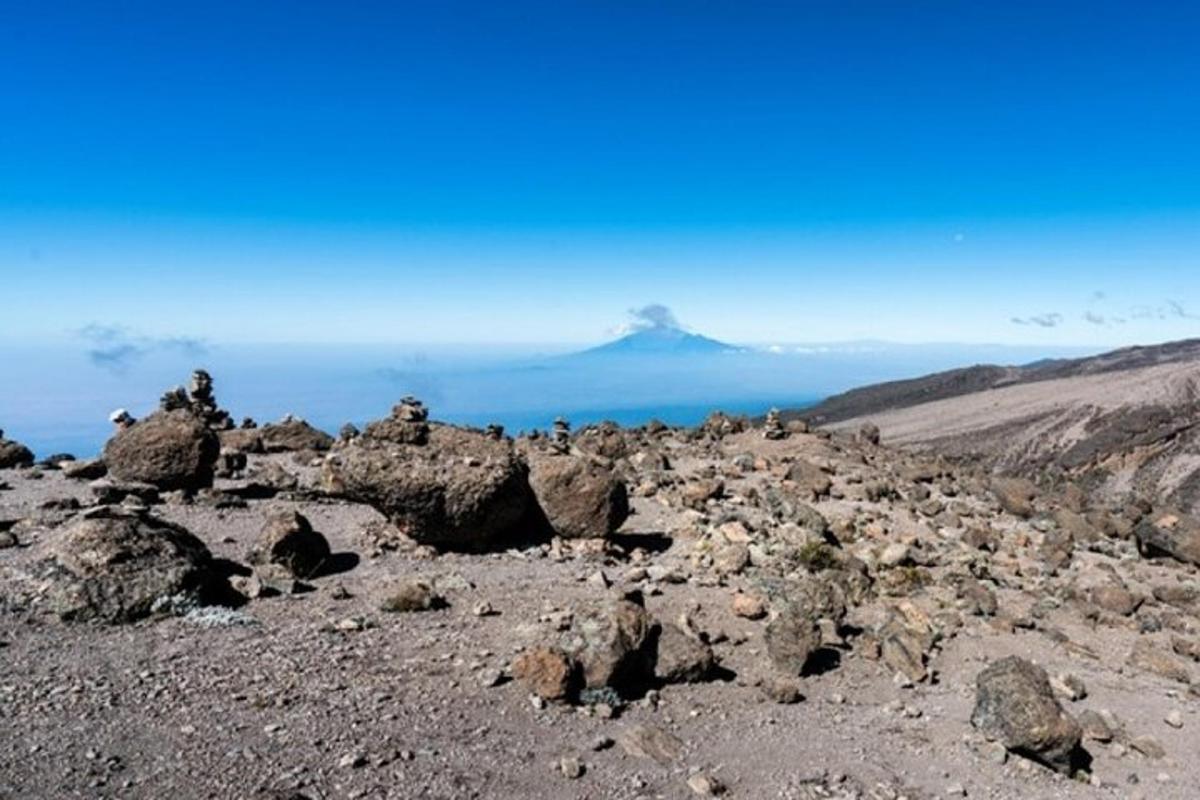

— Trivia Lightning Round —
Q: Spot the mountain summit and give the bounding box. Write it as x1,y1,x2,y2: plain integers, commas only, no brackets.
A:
579,326,741,356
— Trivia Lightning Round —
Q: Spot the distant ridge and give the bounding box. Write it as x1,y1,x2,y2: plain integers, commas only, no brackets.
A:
788,338,1200,426
576,326,741,357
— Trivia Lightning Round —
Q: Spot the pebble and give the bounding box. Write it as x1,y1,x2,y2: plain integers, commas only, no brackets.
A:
1165,710,1183,729
559,756,584,779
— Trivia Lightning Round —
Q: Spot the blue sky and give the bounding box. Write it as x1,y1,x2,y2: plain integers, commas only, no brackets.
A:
2,1,1198,346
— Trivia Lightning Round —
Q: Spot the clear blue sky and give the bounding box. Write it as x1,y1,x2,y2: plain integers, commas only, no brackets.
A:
2,1,1198,346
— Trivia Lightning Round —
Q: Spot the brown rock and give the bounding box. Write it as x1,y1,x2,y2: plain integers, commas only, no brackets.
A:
511,647,574,701
103,410,219,491
324,422,529,550
247,510,331,579
526,453,629,539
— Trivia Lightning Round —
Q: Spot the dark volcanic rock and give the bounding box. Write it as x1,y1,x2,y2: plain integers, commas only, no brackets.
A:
562,594,656,696
47,509,226,623
971,656,1085,774
1135,509,1200,566
653,623,715,684
247,510,330,578
0,433,34,469
323,420,529,549
103,410,219,491
526,453,630,540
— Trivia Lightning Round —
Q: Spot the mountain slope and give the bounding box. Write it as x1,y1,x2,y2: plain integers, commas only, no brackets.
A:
810,338,1200,513
794,338,1200,425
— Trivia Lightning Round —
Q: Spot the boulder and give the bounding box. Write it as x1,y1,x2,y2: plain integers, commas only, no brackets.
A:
61,458,107,480
765,606,821,676
1135,509,1200,566
784,460,832,500
258,419,334,453
526,453,629,539
512,647,575,701
103,410,219,491
561,594,656,696
971,656,1085,774
991,477,1038,519
247,510,330,578
0,433,34,469
653,623,715,684
323,422,529,550
46,508,226,623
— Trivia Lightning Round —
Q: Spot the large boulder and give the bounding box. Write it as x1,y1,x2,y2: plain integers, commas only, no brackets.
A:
103,410,219,491
526,453,629,539
1135,509,1200,566
258,418,334,453
0,431,34,469
561,594,657,696
246,510,330,578
46,508,226,623
971,656,1085,774
323,421,529,549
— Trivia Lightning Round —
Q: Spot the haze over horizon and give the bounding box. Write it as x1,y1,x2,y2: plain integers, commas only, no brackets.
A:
2,2,1199,352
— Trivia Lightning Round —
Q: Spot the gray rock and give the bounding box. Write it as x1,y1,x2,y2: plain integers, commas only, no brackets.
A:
47,508,226,623
971,656,1085,774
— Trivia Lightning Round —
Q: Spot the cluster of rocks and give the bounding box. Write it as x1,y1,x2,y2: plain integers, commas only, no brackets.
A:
11,369,1200,795
324,405,630,550
512,591,715,705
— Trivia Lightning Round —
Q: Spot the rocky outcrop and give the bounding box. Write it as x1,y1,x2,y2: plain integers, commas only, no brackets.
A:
526,452,629,539
103,410,220,491
323,405,529,549
46,508,226,623
971,656,1085,774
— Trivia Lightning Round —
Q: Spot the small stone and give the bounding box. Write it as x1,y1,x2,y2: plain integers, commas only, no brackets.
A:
338,751,367,769
944,783,966,797
472,600,498,617
1130,735,1165,760
731,593,766,620
686,772,726,795
559,756,584,779
1164,710,1183,729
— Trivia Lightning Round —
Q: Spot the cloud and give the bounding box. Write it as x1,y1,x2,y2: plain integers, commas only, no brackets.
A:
76,323,208,373
610,303,686,336
1166,300,1200,320
1083,311,1106,325
1011,313,1063,328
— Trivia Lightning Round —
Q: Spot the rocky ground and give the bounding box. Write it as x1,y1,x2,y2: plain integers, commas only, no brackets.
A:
4,380,1200,799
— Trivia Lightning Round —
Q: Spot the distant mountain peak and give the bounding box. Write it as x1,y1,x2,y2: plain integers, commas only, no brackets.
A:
579,326,741,356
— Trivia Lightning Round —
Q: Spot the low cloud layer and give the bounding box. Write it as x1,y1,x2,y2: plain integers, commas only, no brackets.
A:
77,323,207,372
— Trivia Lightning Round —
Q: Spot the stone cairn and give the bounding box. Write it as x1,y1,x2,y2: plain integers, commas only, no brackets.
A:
158,369,233,431
550,416,571,454
763,408,788,440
